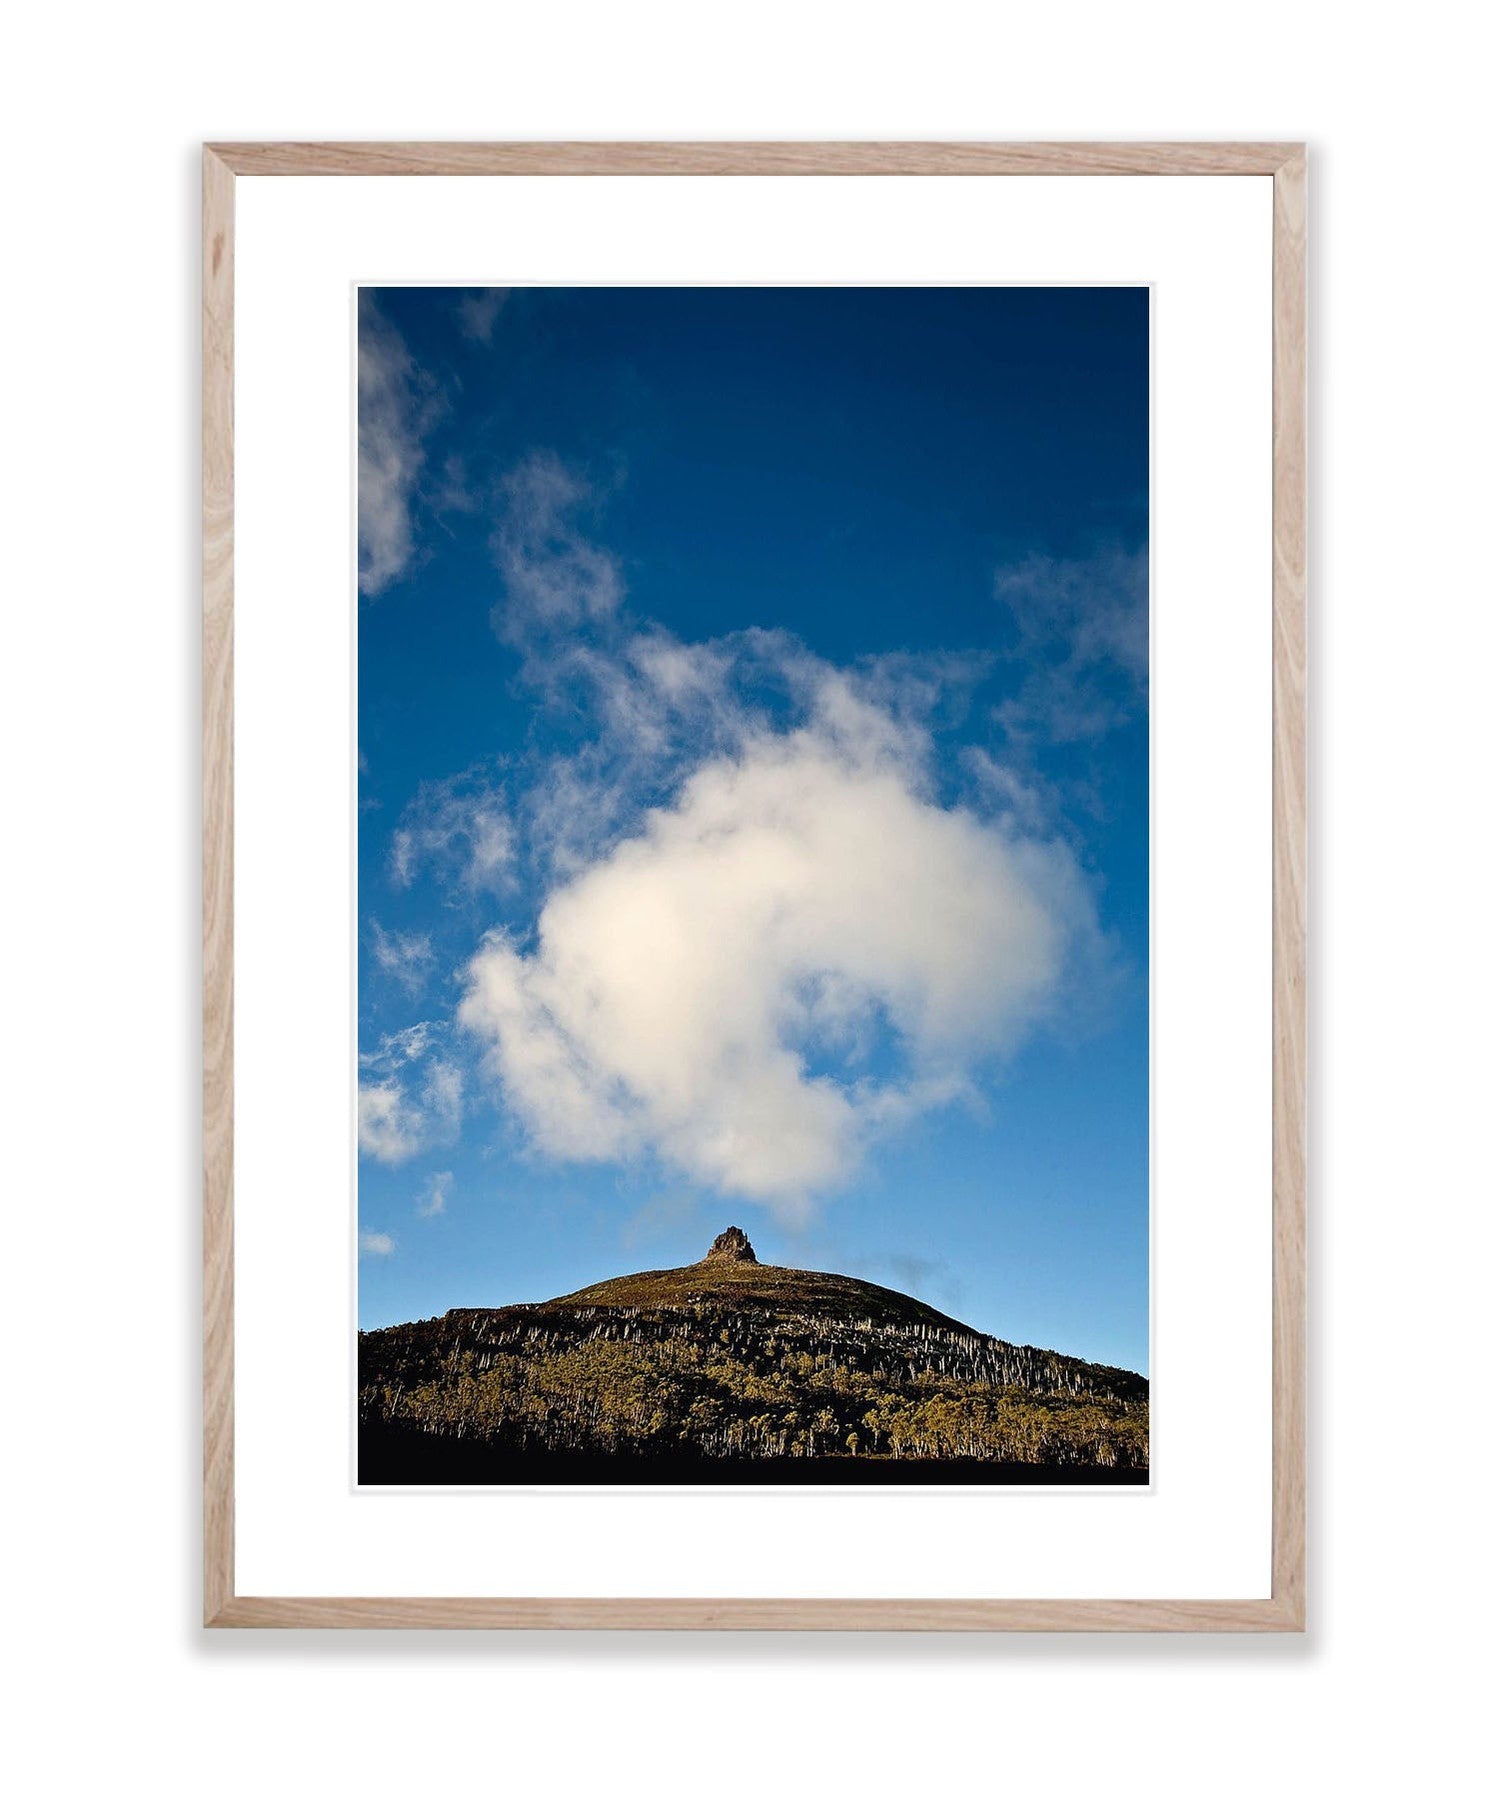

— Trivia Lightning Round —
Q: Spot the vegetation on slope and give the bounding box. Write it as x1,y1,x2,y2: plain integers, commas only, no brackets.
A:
358,1235,1148,1479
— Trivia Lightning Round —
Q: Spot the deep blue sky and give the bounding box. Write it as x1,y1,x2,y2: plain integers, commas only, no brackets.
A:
357,286,1149,1373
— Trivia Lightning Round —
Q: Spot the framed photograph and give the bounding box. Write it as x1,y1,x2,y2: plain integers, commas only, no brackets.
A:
204,141,1305,1629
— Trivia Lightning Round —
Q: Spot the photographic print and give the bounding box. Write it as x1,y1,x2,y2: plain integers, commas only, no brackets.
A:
356,285,1149,1487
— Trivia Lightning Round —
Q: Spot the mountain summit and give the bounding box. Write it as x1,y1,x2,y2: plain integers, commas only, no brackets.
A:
702,1225,757,1265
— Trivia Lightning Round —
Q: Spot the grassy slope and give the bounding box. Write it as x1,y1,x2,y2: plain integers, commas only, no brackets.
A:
542,1258,976,1333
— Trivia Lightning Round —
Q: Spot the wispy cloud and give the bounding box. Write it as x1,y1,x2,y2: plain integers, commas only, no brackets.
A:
490,453,624,644
358,295,439,596
359,1230,395,1257
357,1024,464,1164
423,1061,464,1137
368,921,435,994
359,1020,443,1074
416,1171,453,1218
456,288,507,345
390,764,514,895
960,745,1055,834
511,622,981,885
992,546,1147,745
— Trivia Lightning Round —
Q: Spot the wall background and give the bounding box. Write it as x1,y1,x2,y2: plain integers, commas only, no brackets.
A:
4,5,1491,1793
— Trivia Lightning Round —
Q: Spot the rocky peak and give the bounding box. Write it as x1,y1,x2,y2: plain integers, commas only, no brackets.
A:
703,1225,757,1265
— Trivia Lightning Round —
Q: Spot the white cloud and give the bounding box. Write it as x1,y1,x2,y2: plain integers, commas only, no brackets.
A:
357,1080,424,1163
461,680,1097,1219
992,547,1148,744
422,1060,464,1137
417,1171,453,1218
457,288,507,344
996,547,1148,682
368,921,434,993
358,296,437,596
961,745,1054,834
359,1231,395,1257
512,641,737,877
390,764,514,894
491,453,623,643
359,1020,441,1074
514,625,979,886
433,453,477,516
993,546,1144,744
357,1026,464,1164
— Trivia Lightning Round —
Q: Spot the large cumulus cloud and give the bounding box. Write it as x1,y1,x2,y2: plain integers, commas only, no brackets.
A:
459,683,1097,1218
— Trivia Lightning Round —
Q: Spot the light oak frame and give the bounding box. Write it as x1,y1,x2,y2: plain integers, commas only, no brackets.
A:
203,141,1306,1631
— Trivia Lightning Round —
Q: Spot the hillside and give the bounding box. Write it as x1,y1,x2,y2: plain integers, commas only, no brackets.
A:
359,1227,1149,1485
541,1227,975,1332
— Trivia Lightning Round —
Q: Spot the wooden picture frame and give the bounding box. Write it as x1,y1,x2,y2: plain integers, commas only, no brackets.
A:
203,140,1306,1631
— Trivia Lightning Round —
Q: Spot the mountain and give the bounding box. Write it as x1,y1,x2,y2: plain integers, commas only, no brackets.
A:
359,1228,1149,1486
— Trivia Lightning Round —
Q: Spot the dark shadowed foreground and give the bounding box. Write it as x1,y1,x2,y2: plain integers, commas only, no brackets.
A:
358,1229,1148,1486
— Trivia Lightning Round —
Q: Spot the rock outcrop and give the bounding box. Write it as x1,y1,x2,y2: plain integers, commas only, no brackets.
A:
702,1225,757,1265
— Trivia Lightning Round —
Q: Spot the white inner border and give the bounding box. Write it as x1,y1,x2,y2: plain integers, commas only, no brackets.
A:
234,175,1270,1599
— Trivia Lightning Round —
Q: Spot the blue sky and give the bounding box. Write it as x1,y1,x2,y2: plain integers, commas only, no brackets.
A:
357,286,1149,1373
